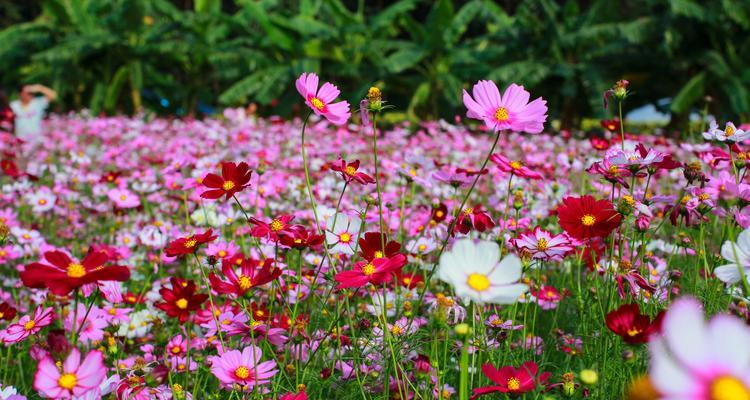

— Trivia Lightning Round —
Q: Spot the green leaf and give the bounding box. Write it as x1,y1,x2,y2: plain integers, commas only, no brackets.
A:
383,46,426,73
670,72,705,114
104,65,130,112
218,65,289,105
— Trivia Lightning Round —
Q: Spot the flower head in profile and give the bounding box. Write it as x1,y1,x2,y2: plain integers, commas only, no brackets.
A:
490,154,543,179
1,306,55,344
605,303,664,345
649,296,750,399
201,161,253,200
165,229,217,257
715,226,750,284
329,159,375,185
20,250,130,296
438,239,527,304
556,195,622,240
33,349,106,399
462,81,547,133
703,120,750,142
209,345,278,391
295,72,351,125
471,361,550,398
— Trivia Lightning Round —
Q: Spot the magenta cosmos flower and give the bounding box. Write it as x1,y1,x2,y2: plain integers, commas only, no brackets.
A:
34,349,106,399
295,72,351,125
1,306,55,344
462,81,547,133
209,345,278,391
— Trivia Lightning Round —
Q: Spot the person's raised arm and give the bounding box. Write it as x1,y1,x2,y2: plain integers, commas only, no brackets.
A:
28,84,57,102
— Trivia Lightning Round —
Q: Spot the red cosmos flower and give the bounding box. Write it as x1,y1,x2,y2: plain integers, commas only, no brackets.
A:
589,135,610,151
0,302,17,321
395,270,424,289
605,303,664,344
208,258,281,297
556,195,622,240
280,390,307,400
455,204,495,235
165,229,217,257
122,292,146,305
155,277,208,323
334,254,407,289
431,203,449,225
1,158,22,179
490,154,542,179
279,228,324,249
20,250,130,296
249,215,296,242
471,361,551,399
100,171,121,184
201,161,252,200
329,159,375,185
358,232,401,261
600,117,620,132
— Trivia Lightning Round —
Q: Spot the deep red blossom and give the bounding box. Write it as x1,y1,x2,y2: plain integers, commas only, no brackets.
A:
155,277,208,323
605,303,664,344
201,161,253,200
455,204,495,235
556,195,621,240
249,215,297,242
471,361,550,399
589,135,610,151
20,250,130,296
1,158,22,179
208,258,281,297
395,270,424,289
600,117,620,132
329,159,375,185
279,228,324,249
430,203,449,225
334,254,407,289
358,232,401,261
0,302,17,321
165,229,217,257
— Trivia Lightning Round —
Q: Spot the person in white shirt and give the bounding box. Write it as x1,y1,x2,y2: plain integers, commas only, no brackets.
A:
10,84,57,143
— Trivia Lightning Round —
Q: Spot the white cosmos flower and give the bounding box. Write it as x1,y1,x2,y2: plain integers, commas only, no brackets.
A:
715,227,750,284
325,214,360,255
438,239,527,305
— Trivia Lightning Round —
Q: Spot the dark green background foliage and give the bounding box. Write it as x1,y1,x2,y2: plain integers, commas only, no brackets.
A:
1,0,749,127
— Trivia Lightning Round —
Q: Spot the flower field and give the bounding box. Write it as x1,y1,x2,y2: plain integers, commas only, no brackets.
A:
1,76,749,400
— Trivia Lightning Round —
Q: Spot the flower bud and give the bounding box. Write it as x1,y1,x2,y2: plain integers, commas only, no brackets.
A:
454,323,471,337
636,215,650,231
367,87,383,112
580,369,598,385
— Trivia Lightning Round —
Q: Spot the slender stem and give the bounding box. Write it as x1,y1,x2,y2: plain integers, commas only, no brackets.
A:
618,101,626,151
371,112,386,250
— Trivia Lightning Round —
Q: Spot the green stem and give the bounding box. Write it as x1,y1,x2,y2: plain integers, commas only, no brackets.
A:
371,112,386,250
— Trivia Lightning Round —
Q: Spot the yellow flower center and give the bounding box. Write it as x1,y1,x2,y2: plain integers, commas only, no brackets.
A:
119,195,127,201
537,238,548,251
699,193,710,201
345,166,357,176
418,244,426,252
270,219,283,232
467,273,491,292
238,275,252,290
391,325,404,335
626,327,642,337
507,377,521,391
463,207,474,216
24,320,35,331
58,373,77,390
171,346,182,354
711,376,750,400
176,298,188,309
234,367,250,379
581,214,596,226
362,263,376,276
184,239,197,248
623,195,635,206
726,126,736,137
495,106,509,121
222,181,235,191
373,250,384,259
509,161,522,169
339,232,352,243
681,195,692,204
67,263,86,278
310,97,326,111
38,199,47,205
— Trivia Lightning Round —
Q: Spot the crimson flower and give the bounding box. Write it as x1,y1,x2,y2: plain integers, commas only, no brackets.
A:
394,270,423,289
20,250,130,296
605,303,664,344
279,228,324,249
1,158,22,179
249,215,296,242
455,204,495,235
556,195,621,240
155,277,208,323
358,232,401,261
590,135,610,151
208,258,281,297
334,254,407,289
165,229,217,257
490,154,542,179
201,161,252,200
430,203,449,225
329,159,375,185
471,361,550,399
0,302,17,321
600,118,620,132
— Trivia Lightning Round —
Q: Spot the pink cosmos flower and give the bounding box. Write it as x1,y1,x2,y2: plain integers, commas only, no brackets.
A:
34,349,106,399
1,306,55,344
649,296,750,399
107,188,141,209
209,345,278,391
490,154,543,179
295,72,351,125
462,81,547,133
513,227,574,261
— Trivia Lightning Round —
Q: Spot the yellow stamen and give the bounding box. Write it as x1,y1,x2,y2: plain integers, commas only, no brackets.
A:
176,298,188,309
467,273,490,291
507,377,521,391
58,373,77,390
581,214,596,226
67,263,86,278
495,107,509,121
710,375,750,400
362,263,376,276
310,97,325,111
222,181,235,191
